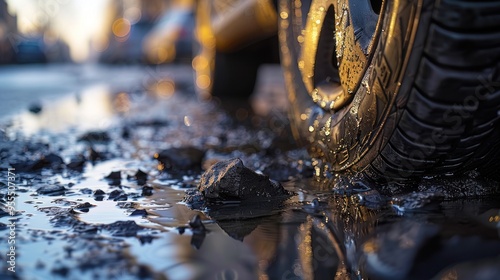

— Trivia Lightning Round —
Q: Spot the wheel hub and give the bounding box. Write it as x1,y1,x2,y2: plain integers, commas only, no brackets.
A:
300,0,382,111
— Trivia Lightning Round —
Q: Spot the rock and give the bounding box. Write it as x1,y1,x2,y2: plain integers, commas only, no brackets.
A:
155,147,205,171
114,194,128,201
73,202,95,213
138,235,155,245
67,155,86,171
11,153,65,172
88,146,103,162
199,158,289,202
177,226,187,234
103,220,142,237
130,209,147,216
133,169,148,185
121,126,130,139
37,185,66,196
28,102,43,114
78,131,110,143
0,208,9,218
38,153,64,169
74,202,95,210
51,265,70,277
189,214,206,234
108,189,124,200
93,189,105,196
105,171,121,185
188,215,206,249
80,188,93,194
182,189,205,209
141,185,153,196
134,119,169,127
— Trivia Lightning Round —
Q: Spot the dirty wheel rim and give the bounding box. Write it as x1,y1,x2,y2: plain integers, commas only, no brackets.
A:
300,0,384,111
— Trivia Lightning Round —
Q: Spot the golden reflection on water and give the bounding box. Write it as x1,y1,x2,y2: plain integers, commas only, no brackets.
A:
15,85,114,135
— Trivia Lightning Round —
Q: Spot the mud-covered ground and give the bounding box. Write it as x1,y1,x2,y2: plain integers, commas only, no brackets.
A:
0,64,499,280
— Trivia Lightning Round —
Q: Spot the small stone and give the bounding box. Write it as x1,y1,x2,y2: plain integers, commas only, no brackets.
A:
0,209,9,218
105,171,121,185
178,226,186,234
155,147,205,171
121,127,130,139
103,220,142,237
88,147,102,162
67,155,86,171
138,235,155,245
114,193,128,201
198,158,289,201
182,189,205,209
189,214,206,234
28,103,43,114
73,202,95,213
141,185,153,196
93,189,105,196
108,190,124,200
80,188,93,194
40,153,64,168
74,202,95,209
134,169,148,185
78,131,110,143
37,185,66,196
51,266,70,277
12,153,65,172
130,209,147,216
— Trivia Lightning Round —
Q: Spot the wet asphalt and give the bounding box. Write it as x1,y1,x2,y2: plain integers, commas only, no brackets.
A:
0,64,499,280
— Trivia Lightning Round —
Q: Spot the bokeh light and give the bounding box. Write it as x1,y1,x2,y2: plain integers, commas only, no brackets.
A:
112,18,131,38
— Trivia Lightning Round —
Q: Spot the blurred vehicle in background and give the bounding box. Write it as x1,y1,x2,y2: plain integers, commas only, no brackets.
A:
15,38,47,64
3,35,71,64
193,0,279,100
142,7,195,64
99,19,154,64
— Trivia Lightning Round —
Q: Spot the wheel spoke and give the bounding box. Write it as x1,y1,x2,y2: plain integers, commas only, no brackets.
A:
299,0,381,111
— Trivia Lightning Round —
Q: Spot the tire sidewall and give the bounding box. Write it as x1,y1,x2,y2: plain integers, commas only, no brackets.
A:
280,0,424,173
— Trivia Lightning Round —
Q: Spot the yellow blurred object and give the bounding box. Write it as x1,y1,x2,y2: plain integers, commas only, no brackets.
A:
211,0,278,51
112,18,131,38
155,79,176,98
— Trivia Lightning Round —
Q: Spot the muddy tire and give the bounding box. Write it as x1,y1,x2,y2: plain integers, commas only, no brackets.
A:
279,0,500,183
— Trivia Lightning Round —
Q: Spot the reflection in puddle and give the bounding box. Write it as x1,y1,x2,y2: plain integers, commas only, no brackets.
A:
12,84,115,135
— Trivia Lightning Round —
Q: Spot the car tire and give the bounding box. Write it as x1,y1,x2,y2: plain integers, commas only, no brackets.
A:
279,0,500,183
